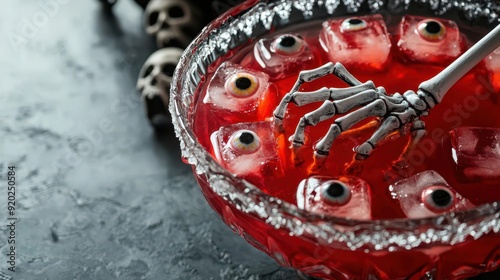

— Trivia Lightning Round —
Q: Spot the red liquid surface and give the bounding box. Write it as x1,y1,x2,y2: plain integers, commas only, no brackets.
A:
190,15,500,279
193,18,500,219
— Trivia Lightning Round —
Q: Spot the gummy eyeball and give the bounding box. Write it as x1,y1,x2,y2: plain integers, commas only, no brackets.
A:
229,130,261,154
321,180,352,206
422,186,455,213
417,19,446,42
225,72,260,98
341,18,368,32
272,34,305,56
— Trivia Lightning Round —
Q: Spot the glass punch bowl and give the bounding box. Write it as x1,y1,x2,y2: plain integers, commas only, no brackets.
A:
170,0,500,279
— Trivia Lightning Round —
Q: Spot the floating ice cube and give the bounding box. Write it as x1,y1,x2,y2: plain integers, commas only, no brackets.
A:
451,127,500,181
203,62,278,121
297,176,371,219
390,170,474,219
253,33,314,79
396,15,463,66
484,47,500,92
319,14,392,71
211,121,284,182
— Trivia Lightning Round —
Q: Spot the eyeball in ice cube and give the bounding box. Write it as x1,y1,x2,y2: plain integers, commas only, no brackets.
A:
271,34,305,56
225,73,260,98
254,33,314,79
320,180,352,206
320,14,392,71
211,121,284,183
421,186,455,213
417,19,446,42
396,15,463,66
340,18,368,32
204,62,278,122
229,130,261,154
297,176,371,219
390,170,474,219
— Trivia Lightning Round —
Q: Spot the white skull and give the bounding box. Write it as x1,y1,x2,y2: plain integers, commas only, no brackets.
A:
137,47,184,128
144,0,203,48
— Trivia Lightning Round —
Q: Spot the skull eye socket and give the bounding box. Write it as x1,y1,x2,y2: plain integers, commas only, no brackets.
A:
422,186,455,213
162,63,177,77
142,65,154,78
148,11,160,26
341,18,368,32
229,130,261,154
321,181,352,206
168,5,185,18
272,34,305,56
417,19,446,42
224,72,260,98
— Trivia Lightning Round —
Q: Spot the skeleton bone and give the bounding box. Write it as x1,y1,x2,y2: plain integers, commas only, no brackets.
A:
274,23,500,170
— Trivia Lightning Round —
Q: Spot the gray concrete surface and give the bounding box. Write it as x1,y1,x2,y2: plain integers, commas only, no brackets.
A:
0,1,497,279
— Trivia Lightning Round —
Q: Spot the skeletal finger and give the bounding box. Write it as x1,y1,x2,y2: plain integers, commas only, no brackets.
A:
334,89,378,114
314,99,387,156
314,124,342,156
398,119,426,160
291,87,331,107
289,62,338,93
340,119,380,138
290,101,336,147
332,62,362,86
330,81,376,100
355,116,401,159
273,93,294,120
291,90,379,148
290,81,376,107
337,99,387,130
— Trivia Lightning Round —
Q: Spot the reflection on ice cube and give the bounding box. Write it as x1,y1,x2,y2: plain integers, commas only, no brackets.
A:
397,15,463,66
390,170,474,219
319,14,391,71
297,176,371,219
211,121,283,183
451,127,500,181
484,47,500,92
203,62,278,121
253,33,314,79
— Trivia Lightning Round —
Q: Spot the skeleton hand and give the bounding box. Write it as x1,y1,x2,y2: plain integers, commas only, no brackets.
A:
273,62,429,170
274,23,500,171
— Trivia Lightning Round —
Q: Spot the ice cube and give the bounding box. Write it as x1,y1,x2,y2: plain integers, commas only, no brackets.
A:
296,176,372,219
396,15,463,66
253,33,315,79
319,14,392,71
211,121,284,183
484,47,500,92
390,170,474,219
451,127,500,181
203,62,278,121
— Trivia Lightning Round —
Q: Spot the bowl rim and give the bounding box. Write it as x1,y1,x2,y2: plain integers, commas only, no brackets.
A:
170,0,500,251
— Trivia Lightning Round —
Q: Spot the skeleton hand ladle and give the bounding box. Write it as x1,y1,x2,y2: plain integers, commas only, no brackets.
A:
274,23,500,170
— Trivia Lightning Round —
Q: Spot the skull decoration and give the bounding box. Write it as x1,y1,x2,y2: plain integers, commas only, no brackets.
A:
144,0,204,49
137,47,183,129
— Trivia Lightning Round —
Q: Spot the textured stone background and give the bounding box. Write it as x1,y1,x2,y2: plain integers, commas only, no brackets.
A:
0,1,498,279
